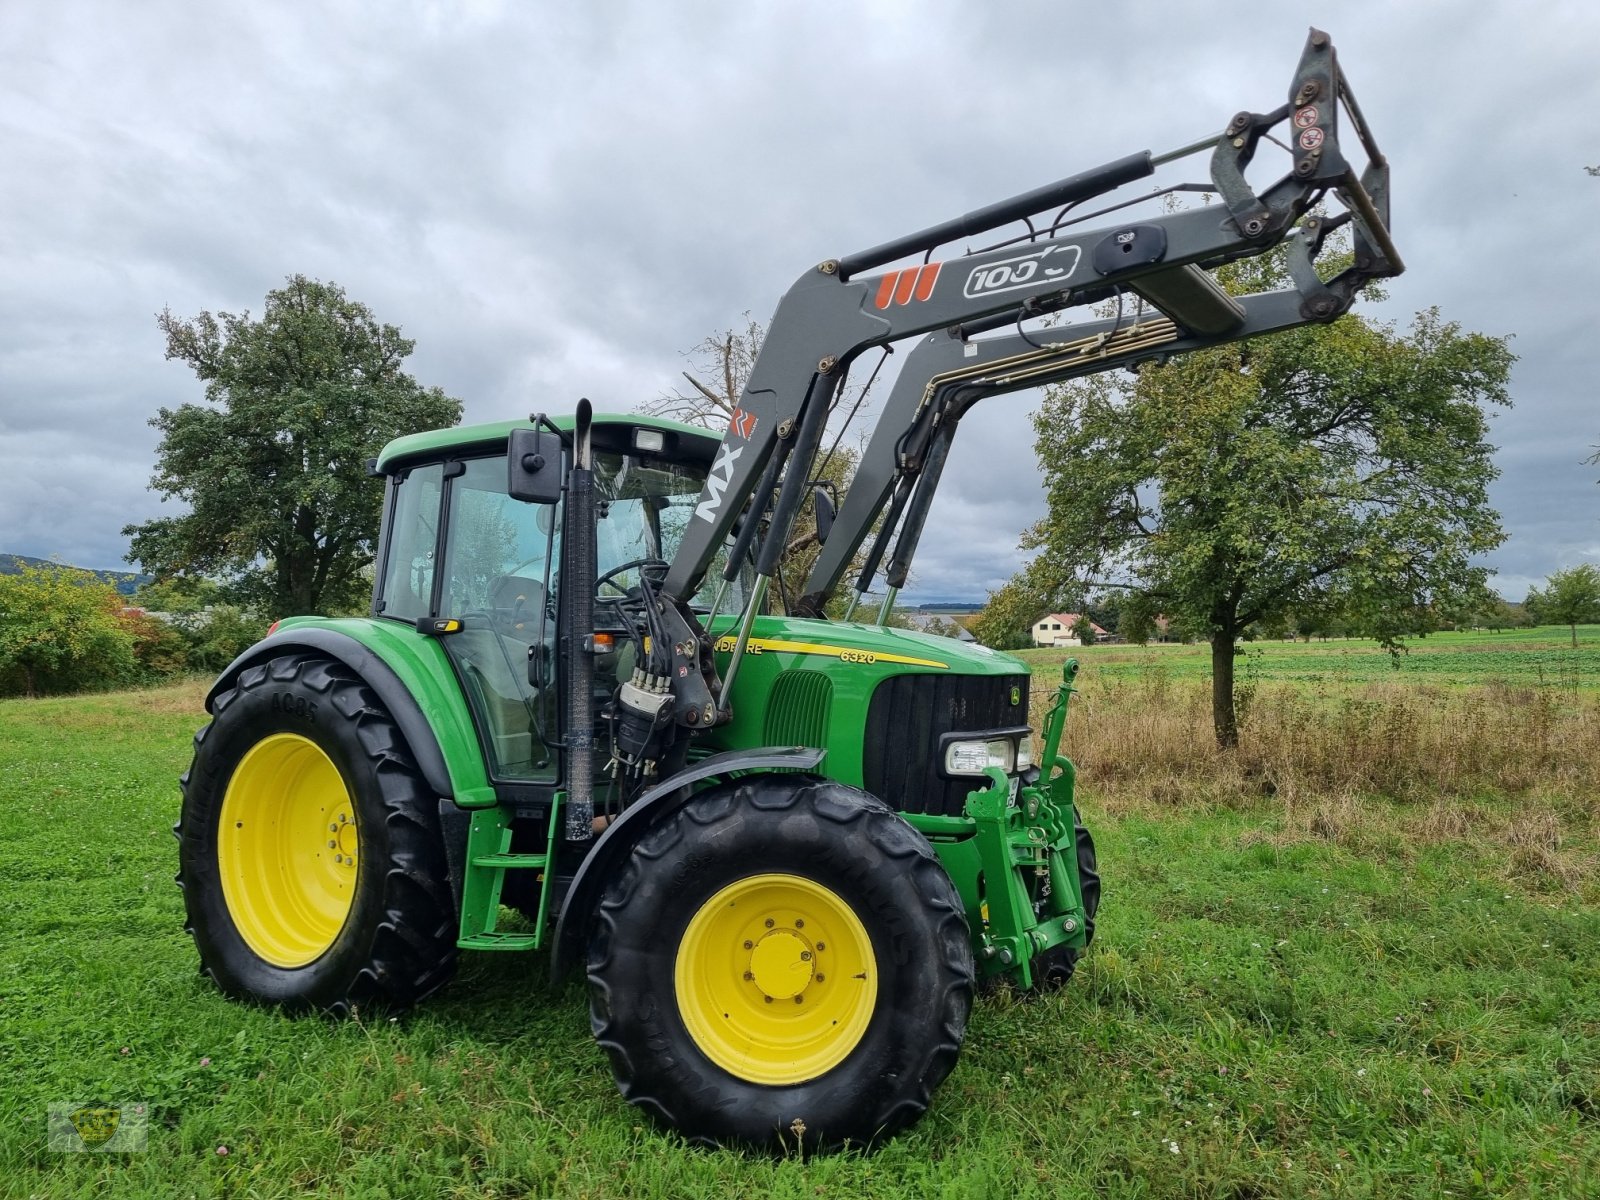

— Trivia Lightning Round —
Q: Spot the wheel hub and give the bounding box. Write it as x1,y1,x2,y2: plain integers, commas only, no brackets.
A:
748,928,813,1000
674,873,877,1085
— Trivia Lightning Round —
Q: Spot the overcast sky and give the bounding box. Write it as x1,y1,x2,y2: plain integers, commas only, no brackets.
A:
2,1,1596,604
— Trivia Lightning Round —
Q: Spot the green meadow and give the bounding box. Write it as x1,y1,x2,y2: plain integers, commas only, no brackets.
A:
3,629,1597,1197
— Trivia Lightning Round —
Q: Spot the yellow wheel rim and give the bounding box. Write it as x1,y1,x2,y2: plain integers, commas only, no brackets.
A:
217,733,359,968
674,873,878,1085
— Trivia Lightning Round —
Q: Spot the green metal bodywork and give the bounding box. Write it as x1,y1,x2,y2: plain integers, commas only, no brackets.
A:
258,413,1090,985
262,608,1089,986
272,615,497,809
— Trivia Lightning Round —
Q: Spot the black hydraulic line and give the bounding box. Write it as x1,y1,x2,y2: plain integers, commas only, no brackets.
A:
884,423,957,590
563,400,596,841
754,371,841,578
851,473,915,599
720,443,787,583
836,152,1154,280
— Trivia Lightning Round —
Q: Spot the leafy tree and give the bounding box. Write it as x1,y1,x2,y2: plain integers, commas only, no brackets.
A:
1071,615,1097,645
970,575,1051,650
184,605,268,672
1083,589,1125,638
131,574,222,615
1013,255,1513,748
121,609,191,679
1526,564,1600,648
0,563,138,696
124,276,462,618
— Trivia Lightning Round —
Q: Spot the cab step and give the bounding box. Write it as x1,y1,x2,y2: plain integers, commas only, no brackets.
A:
457,930,541,951
469,852,548,869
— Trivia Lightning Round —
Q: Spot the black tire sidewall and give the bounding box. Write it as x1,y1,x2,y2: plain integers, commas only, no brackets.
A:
180,660,400,1009
589,779,972,1149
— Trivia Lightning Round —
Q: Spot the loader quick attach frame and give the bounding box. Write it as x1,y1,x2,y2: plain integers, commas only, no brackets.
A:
656,27,1400,986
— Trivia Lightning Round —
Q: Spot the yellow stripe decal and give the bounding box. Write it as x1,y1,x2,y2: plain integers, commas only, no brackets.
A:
712,635,948,670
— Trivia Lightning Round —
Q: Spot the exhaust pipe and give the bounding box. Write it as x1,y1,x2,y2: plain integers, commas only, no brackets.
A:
564,398,596,840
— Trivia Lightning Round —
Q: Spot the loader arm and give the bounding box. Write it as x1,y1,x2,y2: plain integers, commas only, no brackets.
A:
661,26,1399,706
796,233,1362,615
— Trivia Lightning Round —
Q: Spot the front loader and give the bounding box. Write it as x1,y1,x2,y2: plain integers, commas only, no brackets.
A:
175,29,1400,1151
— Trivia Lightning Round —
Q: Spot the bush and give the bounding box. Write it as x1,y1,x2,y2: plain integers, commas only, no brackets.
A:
120,609,193,680
0,564,139,696
182,605,267,673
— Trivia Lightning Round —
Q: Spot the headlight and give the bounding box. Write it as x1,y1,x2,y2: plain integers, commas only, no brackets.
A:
1015,737,1034,772
943,737,1016,777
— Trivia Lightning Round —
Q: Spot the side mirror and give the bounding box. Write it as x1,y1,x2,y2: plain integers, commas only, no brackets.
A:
811,485,836,544
508,426,563,504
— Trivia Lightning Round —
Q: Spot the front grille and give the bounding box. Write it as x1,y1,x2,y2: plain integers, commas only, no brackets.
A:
862,672,1029,816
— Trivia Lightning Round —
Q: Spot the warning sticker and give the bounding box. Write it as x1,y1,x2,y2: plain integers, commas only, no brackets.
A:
1298,126,1325,150
1293,105,1319,129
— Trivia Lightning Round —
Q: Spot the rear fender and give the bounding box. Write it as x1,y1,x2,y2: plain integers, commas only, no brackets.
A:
550,746,826,982
206,623,496,808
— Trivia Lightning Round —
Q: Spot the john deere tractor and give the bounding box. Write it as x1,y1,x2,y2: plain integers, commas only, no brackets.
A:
177,30,1399,1149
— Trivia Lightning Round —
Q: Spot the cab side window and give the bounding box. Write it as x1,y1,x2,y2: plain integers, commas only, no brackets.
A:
378,464,444,620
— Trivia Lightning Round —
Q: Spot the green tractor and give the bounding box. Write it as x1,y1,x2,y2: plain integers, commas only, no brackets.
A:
176,30,1399,1150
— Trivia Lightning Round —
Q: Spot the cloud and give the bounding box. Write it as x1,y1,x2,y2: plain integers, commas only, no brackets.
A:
2,1,1595,609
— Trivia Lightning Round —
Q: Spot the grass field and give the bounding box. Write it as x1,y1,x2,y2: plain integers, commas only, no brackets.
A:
3,630,1599,1198
1020,625,1600,692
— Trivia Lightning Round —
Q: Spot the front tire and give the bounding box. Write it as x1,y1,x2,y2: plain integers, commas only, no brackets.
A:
586,777,973,1151
176,653,458,1013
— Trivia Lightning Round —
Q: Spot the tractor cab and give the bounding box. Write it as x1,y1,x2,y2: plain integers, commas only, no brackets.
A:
371,415,743,783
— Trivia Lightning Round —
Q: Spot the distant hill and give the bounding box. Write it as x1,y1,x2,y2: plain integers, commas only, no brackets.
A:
0,554,151,596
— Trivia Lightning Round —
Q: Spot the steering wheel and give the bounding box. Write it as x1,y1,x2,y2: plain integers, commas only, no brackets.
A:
595,557,668,596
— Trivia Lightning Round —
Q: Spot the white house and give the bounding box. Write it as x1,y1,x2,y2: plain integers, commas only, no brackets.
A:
1031,612,1108,647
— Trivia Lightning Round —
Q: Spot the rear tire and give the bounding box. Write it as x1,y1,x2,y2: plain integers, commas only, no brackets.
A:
176,653,458,1014
586,776,973,1151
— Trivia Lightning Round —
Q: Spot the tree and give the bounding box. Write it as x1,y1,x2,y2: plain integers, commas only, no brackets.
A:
124,276,462,618
1070,614,1097,646
0,563,138,696
640,317,883,613
1526,564,1600,648
1011,253,1513,748
970,575,1051,650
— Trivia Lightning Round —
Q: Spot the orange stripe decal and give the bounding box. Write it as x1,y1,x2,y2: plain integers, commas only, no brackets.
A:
874,271,900,309
893,267,918,306
913,261,942,301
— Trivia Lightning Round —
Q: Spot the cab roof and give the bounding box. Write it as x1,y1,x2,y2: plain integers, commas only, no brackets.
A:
376,412,722,473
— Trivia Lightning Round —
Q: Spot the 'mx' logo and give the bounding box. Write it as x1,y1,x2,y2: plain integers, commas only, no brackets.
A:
694,442,744,523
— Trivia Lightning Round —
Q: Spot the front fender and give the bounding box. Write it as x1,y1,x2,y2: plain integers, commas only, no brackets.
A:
549,745,827,982
206,619,497,808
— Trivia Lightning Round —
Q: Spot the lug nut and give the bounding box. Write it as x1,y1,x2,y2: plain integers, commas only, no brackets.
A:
743,940,754,949
794,919,804,928
764,918,775,928
328,840,337,849
815,974,825,982
815,942,825,951
330,823,339,833
800,951,813,962
764,996,773,1004
743,971,754,981
794,995,804,1004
